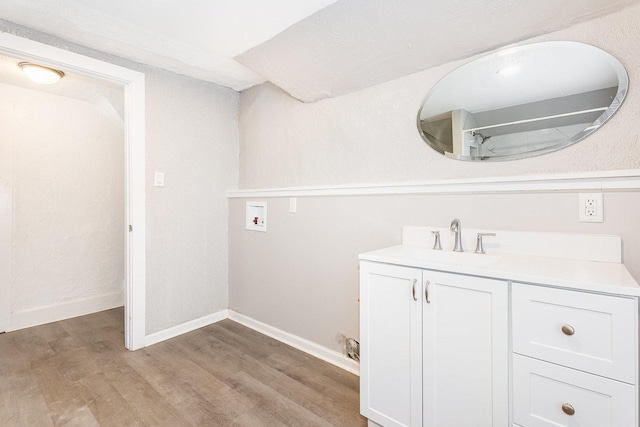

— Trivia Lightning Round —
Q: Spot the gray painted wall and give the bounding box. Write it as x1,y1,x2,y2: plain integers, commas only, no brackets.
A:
230,192,640,355
144,67,238,334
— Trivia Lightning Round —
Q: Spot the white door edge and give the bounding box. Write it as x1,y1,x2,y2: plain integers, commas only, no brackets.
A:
0,103,11,332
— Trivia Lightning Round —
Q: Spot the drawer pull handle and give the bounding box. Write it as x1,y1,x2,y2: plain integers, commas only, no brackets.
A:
425,280,430,304
412,279,418,301
561,403,575,416
561,324,575,336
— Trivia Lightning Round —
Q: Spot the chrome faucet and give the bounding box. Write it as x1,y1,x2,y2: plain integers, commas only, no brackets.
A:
450,218,463,252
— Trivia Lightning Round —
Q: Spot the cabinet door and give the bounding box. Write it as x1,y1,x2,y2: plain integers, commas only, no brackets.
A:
360,262,423,427
422,271,508,427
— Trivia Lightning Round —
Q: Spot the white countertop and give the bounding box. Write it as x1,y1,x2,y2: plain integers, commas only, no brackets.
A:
359,244,640,297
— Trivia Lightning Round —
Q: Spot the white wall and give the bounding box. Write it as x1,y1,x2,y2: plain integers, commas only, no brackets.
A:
0,21,240,336
231,5,640,358
238,5,640,188
0,82,124,330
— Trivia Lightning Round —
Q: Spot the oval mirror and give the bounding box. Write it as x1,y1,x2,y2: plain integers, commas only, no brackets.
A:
417,41,628,161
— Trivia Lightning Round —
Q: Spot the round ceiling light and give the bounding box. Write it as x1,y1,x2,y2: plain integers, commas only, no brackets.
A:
496,65,520,77
18,62,65,84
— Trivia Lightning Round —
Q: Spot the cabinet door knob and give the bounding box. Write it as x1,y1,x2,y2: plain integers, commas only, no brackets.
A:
561,403,575,416
561,324,575,336
412,279,418,301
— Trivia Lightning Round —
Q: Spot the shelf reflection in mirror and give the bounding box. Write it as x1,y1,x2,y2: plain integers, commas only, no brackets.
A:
417,41,628,161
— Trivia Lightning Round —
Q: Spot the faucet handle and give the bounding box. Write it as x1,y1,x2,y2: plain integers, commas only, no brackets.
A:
431,231,442,250
475,233,496,254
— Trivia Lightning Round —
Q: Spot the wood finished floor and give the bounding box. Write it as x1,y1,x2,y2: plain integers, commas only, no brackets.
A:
0,308,366,426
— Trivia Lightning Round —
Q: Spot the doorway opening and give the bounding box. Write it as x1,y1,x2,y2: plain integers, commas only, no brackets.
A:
0,32,146,350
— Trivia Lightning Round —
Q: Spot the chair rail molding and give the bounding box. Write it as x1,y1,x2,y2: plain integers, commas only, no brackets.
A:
227,169,640,198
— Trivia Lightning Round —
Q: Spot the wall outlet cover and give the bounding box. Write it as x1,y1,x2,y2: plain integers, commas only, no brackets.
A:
578,193,603,223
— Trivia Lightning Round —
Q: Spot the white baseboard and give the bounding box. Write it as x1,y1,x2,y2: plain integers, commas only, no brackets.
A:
9,290,124,332
144,310,360,376
228,310,360,376
145,309,229,347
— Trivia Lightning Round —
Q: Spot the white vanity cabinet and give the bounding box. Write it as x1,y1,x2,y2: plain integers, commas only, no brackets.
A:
360,261,509,427
360,227,640,427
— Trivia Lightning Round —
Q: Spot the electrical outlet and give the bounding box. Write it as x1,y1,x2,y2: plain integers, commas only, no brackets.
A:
579,193,603,222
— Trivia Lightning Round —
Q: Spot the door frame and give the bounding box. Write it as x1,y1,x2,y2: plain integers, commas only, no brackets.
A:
0,32,146,350
0,93,12,333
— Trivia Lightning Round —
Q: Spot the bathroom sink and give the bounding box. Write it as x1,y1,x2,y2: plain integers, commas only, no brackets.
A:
396,246,501,268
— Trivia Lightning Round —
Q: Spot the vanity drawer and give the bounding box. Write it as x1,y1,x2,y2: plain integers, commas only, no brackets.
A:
512,283,637,383
513,354,636,427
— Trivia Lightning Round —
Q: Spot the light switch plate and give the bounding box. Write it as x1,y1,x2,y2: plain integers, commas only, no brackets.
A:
154,172,164,187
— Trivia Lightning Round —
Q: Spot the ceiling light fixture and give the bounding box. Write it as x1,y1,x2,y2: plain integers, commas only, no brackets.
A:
496,66,519,77
18,62,65,84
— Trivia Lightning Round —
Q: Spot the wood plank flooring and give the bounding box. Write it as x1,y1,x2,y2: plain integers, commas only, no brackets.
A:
0,308,366,426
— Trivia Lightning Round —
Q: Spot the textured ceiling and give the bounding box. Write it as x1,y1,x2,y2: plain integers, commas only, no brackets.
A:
237,0,640,102
0,0,338,91
1,0,639,102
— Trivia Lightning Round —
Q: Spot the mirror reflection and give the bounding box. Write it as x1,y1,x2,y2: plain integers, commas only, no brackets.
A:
417,41,628,161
